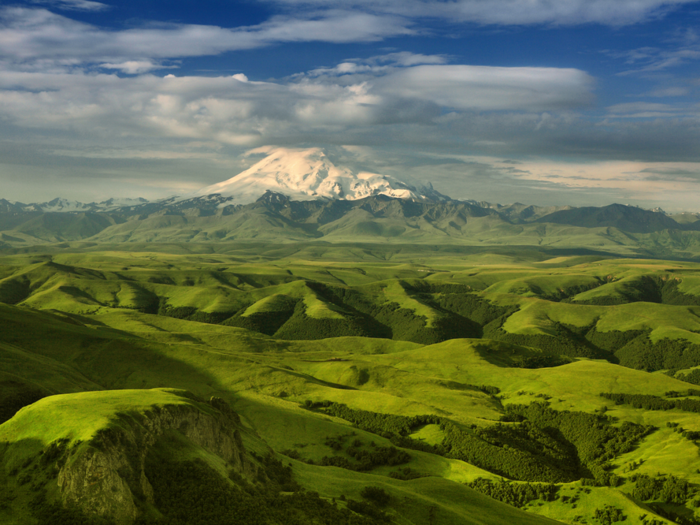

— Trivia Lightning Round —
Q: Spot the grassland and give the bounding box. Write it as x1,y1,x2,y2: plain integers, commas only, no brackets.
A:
2,244,700,524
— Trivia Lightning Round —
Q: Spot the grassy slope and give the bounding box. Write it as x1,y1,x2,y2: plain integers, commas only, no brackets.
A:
0,388,252,525
3,249,700,524
0,321,682,524
0,389,200,466
0,383,559,525
294,462,565,525
0,341,101,399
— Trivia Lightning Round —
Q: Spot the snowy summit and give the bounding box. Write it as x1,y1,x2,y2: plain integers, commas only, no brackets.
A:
190,147,446,204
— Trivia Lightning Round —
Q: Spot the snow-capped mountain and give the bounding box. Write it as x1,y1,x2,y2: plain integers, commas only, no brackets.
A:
95,197,151,211
35,197,150,212
189,147,447,204
28,198,95,212
0,197,150,213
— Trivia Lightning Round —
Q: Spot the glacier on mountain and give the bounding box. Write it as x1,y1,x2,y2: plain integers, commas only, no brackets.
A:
189,146,446,204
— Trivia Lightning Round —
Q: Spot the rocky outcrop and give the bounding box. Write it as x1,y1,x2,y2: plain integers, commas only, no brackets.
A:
56,395,248,524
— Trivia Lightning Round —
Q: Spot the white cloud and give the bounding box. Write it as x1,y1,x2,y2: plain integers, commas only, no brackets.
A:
4,54,695,169
0,7,413,67
297,56,595,114
507,158,700,210
0,55,595,142
376,65,594,111
3,1,696,81
613,32,700,75
305,52,448,77
260,0,700,26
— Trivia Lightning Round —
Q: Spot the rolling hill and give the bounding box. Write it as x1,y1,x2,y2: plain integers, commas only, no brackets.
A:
536,203,696,233
2,247,700,524
2,154,700,524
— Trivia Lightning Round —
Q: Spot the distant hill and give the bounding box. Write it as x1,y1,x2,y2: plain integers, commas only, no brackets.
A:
536,203,688,233
3,190,700,260
490,202,573,223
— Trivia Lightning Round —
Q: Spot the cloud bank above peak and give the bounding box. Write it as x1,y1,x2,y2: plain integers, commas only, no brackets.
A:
0,53,595,147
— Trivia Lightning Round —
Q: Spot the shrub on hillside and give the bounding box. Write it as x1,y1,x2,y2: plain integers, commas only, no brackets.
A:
360,487,391,507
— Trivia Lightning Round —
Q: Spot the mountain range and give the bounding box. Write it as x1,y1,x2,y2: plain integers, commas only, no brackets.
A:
2,147,700,260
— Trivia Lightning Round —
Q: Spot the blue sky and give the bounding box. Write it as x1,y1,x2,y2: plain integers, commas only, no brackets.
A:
1,0,699,210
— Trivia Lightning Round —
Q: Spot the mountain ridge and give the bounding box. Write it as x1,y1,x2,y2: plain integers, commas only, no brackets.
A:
2,143,699,260
0,197,149,214
1,193,698,250
535,203,688,234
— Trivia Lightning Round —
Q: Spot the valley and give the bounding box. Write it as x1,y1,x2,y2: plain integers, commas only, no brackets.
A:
1,241,700,524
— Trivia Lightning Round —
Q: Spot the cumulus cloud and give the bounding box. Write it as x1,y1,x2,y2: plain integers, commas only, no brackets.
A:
1,51,697,170
0,42,608,202
260,0,700,26
0,54,596,152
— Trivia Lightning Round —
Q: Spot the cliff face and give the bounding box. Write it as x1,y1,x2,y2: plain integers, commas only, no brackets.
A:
56,396,248,524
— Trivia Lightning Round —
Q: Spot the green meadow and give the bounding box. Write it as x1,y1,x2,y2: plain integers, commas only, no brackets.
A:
2,243,700,524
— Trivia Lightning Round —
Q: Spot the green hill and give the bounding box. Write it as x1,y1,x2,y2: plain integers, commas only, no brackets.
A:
2,246,700,524
3,197,700,261
536,203,688,233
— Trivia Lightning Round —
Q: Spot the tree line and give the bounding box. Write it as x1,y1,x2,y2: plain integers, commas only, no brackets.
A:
307,400,654,486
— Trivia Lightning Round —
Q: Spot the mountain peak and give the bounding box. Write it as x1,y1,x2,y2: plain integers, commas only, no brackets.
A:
255,190,293,206
190,146,447,204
